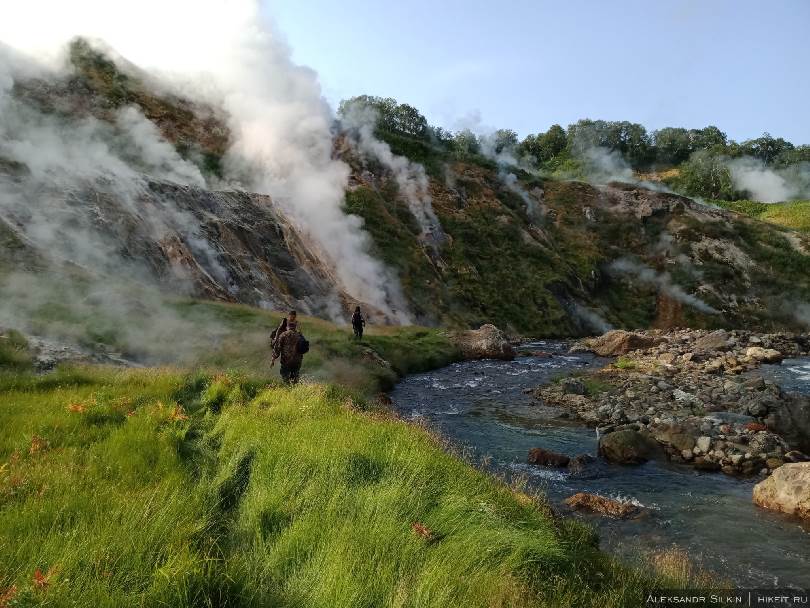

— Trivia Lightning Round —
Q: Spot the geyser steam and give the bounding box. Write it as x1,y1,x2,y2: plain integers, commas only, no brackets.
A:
0,0,410,321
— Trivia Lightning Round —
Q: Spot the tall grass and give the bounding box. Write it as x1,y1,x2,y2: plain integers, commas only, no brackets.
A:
0,366,690,607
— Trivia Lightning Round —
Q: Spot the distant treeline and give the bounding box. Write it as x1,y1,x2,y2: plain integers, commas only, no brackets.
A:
339,95,810,201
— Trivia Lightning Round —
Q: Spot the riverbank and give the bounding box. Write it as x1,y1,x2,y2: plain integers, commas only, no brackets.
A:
0,310,694,607
533,329,810,477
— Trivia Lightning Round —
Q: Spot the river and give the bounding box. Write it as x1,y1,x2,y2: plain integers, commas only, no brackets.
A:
390,341,810,589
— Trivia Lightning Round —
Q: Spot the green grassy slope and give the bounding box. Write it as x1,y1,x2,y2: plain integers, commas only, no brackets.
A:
713,199,810,233
0,305,703,608
345,130,810,334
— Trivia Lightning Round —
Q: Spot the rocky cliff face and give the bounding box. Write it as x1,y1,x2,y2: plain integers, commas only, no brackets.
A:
0,167,356,319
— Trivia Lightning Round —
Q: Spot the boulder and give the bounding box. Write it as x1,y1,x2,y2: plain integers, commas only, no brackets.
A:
694,330,731,352
560,378,587,395
745,347,783,364
598,429,660,464
581,330,664,356
753,462,810,519
651,423,698,453
766,395,810,454
567,454,596,476
564,492,640,518
527,447,570,467
453,324,516,361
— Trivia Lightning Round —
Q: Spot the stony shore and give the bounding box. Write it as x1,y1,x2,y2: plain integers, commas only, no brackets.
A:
531,329,810,479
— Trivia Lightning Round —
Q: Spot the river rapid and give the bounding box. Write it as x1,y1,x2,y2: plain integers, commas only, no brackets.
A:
390,341,810,589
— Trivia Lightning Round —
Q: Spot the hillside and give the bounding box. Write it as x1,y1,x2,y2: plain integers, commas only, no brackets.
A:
2,39,810,351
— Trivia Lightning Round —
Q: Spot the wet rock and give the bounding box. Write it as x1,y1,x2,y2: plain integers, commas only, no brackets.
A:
599,429,660,464
564,492,640,519
753,463,810,519
527,447,570,467
766,395,810,454
567,454,596,476
785,450,810,463
453,324,516,361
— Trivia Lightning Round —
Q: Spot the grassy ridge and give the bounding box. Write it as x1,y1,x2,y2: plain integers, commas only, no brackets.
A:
0,367,660,607
712,199,810,233
0,306,697,607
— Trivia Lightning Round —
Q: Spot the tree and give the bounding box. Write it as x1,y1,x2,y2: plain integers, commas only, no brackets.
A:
452,129,480,155
338,95,428,138
689,126,727,151
492,129,518,154
739,133,794,165
567,119,651,168
519,124,567,164
676,150,737,200
653,127,692,164
775,144,810,167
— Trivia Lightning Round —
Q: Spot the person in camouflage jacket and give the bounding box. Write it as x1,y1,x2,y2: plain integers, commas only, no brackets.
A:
271,320,305,384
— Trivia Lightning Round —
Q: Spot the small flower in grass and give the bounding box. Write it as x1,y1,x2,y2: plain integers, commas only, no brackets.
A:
32,566,56,589
29,435,48,456
169,405,189,422
411,522,434,542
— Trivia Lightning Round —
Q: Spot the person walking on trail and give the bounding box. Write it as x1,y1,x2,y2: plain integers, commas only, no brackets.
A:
270,310,296,350
351,306,365,340
271,320,309,385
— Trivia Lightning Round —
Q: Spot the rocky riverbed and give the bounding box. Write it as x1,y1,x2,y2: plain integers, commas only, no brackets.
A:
531,329,810,479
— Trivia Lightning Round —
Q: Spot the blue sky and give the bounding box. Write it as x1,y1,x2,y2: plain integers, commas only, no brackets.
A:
268,0,810,144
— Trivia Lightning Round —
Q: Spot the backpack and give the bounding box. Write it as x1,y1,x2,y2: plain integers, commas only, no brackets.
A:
296,333,310,355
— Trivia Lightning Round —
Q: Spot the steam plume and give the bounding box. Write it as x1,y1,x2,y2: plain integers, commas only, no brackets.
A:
608,258,720,315
727,157,810,203
340,102,445,248
0,0,410,321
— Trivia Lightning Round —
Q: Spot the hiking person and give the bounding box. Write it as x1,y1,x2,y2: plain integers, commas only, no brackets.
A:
270,310,296,350
351,306,365,340
271,319,309,384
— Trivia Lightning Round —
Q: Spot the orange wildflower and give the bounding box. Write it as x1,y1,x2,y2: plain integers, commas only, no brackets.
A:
29,435,48,456
411,522,434,541
169,405,189,422
32,567,51,589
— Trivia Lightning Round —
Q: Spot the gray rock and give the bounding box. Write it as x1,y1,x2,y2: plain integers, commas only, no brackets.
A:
696,436,712,453
599,429,661,465
561,378,587,395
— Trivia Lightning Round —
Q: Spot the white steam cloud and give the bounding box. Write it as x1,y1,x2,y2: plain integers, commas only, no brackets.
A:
340,103,445,248
579,147,634,183
478,135,542,221
727,157,810,203
0,0,410,321
608,258,720,315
